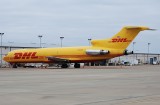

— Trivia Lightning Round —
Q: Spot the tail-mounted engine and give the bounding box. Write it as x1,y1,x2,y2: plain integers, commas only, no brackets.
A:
124,50,133,55
86,49,109,55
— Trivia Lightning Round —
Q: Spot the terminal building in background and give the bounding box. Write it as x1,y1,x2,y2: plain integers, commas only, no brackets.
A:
1,45,160,67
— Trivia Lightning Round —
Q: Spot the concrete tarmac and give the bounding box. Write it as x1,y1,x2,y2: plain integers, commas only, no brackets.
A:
0,65,160,105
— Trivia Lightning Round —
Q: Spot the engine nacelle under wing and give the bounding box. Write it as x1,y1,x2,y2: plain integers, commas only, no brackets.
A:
86,49,109,55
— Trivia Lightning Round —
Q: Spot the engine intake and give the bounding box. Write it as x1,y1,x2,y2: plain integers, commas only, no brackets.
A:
86,49,109,55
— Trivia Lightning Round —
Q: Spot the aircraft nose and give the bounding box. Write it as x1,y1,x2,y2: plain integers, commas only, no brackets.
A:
3,54,9,62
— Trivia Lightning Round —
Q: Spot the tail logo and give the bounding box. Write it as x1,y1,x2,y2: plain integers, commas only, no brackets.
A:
110,36,131,43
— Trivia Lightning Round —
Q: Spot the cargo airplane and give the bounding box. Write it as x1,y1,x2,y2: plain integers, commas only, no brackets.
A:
3,26,153,68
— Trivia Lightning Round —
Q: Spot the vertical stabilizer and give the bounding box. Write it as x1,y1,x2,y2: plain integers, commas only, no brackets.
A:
91,26,152,50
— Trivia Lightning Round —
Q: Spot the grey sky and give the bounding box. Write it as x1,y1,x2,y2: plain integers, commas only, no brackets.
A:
0,0,160,53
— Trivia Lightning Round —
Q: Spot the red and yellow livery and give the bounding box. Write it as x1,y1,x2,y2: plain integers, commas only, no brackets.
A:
3,26,153,68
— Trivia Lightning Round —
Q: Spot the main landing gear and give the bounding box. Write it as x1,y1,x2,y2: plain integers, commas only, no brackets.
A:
61,64,69,68
60,63,81,68
74,63,80,68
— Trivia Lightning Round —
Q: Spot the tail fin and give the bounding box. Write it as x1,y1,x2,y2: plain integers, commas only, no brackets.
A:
91,26,153,50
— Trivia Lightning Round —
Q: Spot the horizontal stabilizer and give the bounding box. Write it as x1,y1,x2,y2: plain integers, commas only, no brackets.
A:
125,26,156,31
148,29,156,31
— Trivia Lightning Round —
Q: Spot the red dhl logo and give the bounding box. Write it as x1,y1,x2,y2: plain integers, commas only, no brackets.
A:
111,36,131,43
14,52,38,59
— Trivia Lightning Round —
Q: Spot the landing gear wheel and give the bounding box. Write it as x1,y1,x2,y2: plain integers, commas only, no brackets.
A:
61,64,69,68
11,63,17,68
74,63,80,68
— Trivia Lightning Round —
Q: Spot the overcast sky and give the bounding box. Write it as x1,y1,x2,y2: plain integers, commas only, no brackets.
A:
0,0,160,53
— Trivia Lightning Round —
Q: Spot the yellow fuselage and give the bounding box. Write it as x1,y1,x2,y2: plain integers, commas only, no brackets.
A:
3,46,123,63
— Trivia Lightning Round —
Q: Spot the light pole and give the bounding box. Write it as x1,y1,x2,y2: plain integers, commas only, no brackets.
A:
133,42,136,53
147,43,151,64
0,33,4,66
60,37,64,47
88,38,92,46
132,42,136,64
38,35,43,48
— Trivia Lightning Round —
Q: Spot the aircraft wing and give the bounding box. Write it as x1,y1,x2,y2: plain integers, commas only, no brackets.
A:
47,56,70,63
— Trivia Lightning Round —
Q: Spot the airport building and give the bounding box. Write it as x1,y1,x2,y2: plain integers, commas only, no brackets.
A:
1,46,160,67
110,53,160,65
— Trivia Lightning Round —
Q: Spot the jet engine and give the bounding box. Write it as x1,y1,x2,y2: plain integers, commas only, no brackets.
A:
86,49,109,55
124,50,133,55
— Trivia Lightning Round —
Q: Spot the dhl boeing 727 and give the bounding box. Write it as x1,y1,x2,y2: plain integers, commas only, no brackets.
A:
3,26,153,68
